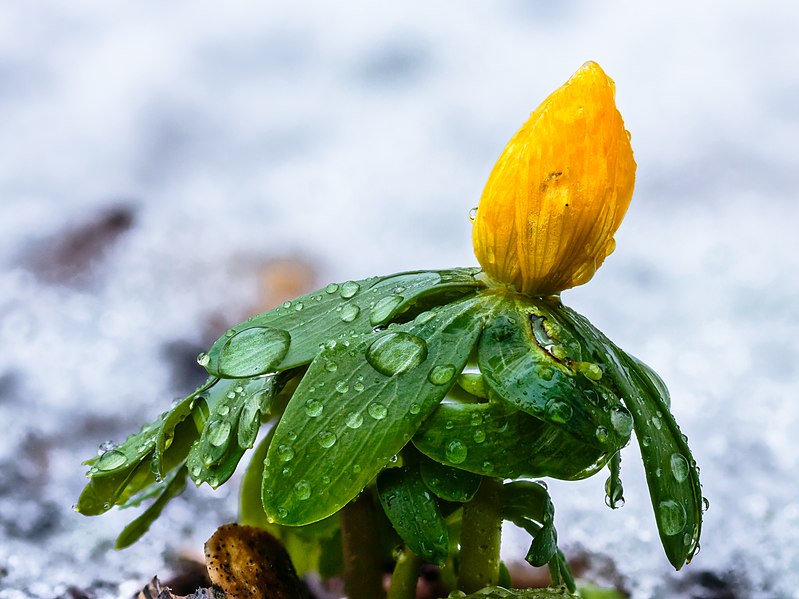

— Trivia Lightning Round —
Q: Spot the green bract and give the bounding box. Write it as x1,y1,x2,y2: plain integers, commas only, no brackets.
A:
78,267,702,587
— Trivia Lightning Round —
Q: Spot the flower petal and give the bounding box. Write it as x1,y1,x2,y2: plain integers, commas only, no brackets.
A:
473,61,636,296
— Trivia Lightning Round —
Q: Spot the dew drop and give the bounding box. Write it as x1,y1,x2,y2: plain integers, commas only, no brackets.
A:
340,304,360,323
318,431,337,448
335,380,349,394
340,281,360,299
277,507,288,519
651,415,663,430
197,352,210,367
409,403,421,415
293,480,312,500
468,207,477,221
546,399,573,424
305,399,323,418
346,412,363,429
95,449,127,471
481,461,493,472
294,302,304,311
702,497,710,513
277,444,295,462
367,402,388,420
353,381,365,392
470,413,483,427
641,435,651,447
428,364,456,386
670,453,690,482
658,500,687,535
473,429,486,444
445,440,468,464
595,426,609,444
218,326,290,377
369,295,404,326
218,405,230,416
325,283,340,294
352,464,362,474
366,332,428,376
207,421,231,447
610,408,633,437
324,360,338,373
191,466,201,478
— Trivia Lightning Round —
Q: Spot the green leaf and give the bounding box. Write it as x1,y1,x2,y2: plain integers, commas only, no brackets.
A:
377,465,449,564
262,295,486,525
187,376,277,488
419,455,481,503
203,269,483,379
413,400,610,481
115,465,188,549
478,297,631,453
503,481,557,567
447,587,578,598
604,451,624,509
554,306,703,569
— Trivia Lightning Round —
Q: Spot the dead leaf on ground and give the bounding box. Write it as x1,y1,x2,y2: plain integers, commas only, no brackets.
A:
205,523,307,599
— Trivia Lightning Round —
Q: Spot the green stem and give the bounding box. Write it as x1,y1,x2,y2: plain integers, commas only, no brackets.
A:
458,476,503,593
388,547,422,599
340,492,387,599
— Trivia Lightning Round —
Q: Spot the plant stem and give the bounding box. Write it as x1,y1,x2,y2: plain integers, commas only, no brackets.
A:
458,476,503,593
340,492,387,599
388,547,422,599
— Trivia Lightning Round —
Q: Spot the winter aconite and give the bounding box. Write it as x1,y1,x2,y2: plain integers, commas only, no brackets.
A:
78,63,702,599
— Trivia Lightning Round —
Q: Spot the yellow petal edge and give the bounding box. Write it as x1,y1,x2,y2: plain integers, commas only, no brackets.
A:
472,61,636,296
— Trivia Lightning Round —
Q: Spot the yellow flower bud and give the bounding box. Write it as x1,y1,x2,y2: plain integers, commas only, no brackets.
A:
472,61,636,296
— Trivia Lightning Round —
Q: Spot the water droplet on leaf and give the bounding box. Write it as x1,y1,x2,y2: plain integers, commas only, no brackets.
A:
346,412,364,429
366,332,428,376
367,403,388,420
658,500,687,535
369,295,404,326
546,399,573,423
335,380,349,394
610,408,633,437
670,453,690,482
340,281,360,299
95,449,127,471
305,399,323,417
428,364,456,385
218,327,290,377
445,440,467,464
197,352,210,367
340,304,360,323
293,480,312,500
326,283,339,294
207,421,231,447
318,431,337,448
277,444,295,462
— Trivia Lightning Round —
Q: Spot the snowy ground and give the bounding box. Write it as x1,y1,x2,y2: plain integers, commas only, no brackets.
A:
1,2,798,598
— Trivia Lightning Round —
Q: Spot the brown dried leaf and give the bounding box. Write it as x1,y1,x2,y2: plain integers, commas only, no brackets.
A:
204,523,307,599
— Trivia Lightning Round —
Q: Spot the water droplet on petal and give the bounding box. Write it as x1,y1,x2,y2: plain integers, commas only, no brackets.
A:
340,304,360,323
445,440,467,464
658,500,687,535
366,332,428,376
219,327,291,377
670,453,690,482
468,207,477,221
369,295,404,326
367,403,387,420
340,281,360,299
346,412,364,429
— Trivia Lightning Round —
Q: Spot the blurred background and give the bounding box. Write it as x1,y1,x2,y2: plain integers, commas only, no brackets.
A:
1,1,797,598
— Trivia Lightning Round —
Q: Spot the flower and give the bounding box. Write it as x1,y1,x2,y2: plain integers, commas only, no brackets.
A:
472,61,636,296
